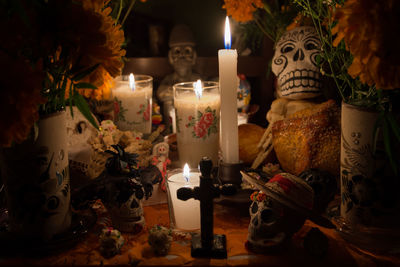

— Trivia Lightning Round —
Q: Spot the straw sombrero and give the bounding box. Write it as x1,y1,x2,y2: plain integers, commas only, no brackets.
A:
241,171,334,228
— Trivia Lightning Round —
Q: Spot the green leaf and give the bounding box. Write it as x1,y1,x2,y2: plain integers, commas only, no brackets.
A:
71,64,100,81
73,93,99,129
74,82,97,89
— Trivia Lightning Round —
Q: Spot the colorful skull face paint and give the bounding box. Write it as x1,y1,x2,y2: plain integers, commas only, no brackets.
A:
272,26,322,100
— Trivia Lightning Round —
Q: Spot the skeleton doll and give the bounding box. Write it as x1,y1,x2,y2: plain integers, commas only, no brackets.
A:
252,26,323,169
151,142,171,190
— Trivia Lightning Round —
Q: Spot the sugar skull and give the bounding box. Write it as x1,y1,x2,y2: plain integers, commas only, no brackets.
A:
247,192,306,253
104,178,146,233
272,26,322,100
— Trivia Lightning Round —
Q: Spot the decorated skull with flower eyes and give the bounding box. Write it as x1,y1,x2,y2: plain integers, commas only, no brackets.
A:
272,26,322,100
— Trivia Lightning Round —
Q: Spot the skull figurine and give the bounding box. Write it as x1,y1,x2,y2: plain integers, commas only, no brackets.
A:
272,26,322,100
104,178,146,233
247,192,307,253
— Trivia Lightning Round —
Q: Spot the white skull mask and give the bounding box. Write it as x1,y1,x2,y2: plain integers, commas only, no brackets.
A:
272,26,322,100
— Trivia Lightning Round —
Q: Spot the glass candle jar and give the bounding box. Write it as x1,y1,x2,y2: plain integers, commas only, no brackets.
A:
173,81,220,168
113,74,153,134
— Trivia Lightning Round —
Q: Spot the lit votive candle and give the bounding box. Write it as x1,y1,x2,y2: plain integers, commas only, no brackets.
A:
174,80,220,168
166,164,200,231
113,74,153,133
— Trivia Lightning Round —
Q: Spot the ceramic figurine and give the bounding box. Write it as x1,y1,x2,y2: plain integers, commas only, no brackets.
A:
237,74,251,113
252,26,324,169
151,142,171,191
156,24,202,132
71,145,161,233
244,172,313,253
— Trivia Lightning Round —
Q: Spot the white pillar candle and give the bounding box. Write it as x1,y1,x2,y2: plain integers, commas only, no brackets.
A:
218,16,239,164
113,74,153,134
166,164,200,231
174,80,220,168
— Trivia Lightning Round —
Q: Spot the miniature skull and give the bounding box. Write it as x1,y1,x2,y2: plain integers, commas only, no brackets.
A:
247,194,307,252
105,178,146,233
248,197,287,248
272,26,322,100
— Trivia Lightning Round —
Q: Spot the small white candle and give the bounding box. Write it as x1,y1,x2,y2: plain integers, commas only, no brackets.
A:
113,74,153,133
174,80,220,168
218,17,239,163
166,164,200,230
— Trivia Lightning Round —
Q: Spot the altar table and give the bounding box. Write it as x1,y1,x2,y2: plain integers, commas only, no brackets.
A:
1,202,399,266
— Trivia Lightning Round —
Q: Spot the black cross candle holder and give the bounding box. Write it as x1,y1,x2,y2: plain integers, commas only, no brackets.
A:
177,157,227,259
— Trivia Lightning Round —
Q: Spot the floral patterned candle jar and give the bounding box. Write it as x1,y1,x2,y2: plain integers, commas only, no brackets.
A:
174,80,220,168
113,74,153,133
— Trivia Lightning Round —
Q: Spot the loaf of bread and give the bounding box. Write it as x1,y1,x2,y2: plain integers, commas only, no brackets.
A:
239,123,275,165
272,100,340,176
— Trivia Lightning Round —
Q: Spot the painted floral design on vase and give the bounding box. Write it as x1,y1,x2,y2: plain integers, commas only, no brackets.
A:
338,102,400,252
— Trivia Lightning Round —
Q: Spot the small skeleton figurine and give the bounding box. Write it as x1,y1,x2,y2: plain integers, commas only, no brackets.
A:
151,142,171,191
252,26,323,169
157,24,202,131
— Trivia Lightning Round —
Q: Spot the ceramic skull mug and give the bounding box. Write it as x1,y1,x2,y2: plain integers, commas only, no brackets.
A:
272,26,322,100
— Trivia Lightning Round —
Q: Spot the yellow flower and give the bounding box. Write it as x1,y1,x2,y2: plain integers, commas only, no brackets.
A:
332,0,400,89
222,0,264,22
0,52,46,147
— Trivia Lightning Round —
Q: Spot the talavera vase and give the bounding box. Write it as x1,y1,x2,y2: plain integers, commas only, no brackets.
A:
338,102,400,253
0,111,71,241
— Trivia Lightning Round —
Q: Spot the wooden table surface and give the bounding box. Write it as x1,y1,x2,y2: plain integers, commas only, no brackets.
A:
1,200,399,266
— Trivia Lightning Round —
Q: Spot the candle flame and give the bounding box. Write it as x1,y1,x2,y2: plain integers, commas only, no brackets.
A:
183,163,190,182
194,79,202,99
129,73,135,91
224,16,231,49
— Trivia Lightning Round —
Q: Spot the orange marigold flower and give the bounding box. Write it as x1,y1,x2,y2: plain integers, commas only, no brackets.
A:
77,70,115,100
222,0,264,22
78,0,126,97
0,52,46,147
332,0,400,89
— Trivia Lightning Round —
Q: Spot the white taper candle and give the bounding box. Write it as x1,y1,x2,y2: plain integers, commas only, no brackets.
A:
218,16,239,163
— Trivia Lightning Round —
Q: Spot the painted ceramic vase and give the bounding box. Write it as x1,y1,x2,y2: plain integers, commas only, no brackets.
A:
0,111,71,241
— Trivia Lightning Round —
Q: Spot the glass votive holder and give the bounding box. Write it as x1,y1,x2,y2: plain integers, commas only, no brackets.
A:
166,168,200,231
173,81,220,168
113,74,153,134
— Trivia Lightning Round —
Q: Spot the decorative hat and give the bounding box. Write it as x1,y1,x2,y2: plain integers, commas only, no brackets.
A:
168,24,195,47
241,171,334,228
